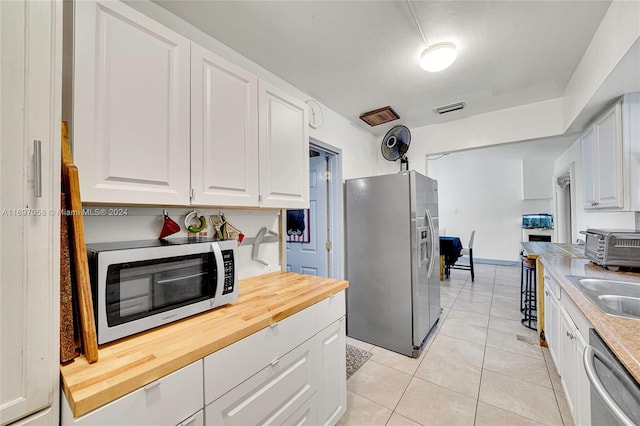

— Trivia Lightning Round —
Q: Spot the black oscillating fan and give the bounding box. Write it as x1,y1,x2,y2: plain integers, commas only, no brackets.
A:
381,125,411,171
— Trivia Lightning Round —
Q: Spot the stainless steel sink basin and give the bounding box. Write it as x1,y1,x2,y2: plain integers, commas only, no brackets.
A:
566,276,640,320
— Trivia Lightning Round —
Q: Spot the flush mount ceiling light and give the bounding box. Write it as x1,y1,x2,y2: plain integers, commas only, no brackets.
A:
406,1,457,72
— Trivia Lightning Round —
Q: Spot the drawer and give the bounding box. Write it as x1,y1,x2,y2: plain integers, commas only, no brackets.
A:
281,392,316,426
270,300,318,359
204,325,272,404
178,409,204,426
205,301,319,404
316,290,346,332
62,361,203,426
544,274,561,300
205,341,317,425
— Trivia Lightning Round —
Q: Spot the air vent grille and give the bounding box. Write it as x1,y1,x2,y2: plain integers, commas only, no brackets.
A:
359,106,400,126
433,101,466,115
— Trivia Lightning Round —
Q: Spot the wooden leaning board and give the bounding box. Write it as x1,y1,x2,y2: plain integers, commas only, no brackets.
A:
61,122,98,363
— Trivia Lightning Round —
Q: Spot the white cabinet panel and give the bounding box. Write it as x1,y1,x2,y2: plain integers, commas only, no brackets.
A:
581,100,624,209
594,103,623,208
204,302,317,405
61,361,203,426
543,275,560,367
316,317,347,426
74,0,190,205
580,126,597,209
191,43,259,207
258,80,309,209
0,0,60,423
558,306,576,415
205,343,317,426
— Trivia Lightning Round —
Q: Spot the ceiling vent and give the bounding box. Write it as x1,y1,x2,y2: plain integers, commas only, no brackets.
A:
359,106,400,127
433,101,466,115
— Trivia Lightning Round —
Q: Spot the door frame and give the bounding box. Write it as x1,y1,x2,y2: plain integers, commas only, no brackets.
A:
310,138,344,280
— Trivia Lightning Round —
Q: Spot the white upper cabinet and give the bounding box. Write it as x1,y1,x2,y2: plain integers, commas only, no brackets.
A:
258,80,310,209
581,93,640,211
191,43,259,207
74,0,191,205
74,1,310,209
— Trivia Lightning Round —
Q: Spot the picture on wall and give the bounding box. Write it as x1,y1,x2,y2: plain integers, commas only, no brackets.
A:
286,209,310,243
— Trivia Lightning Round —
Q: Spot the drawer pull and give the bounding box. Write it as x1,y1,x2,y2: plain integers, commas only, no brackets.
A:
179,416,197,426
144,380,161,391
269,323,279,329
270,358,279,366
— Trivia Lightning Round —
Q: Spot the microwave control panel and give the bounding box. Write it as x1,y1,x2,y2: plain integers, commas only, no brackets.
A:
222,249,235,295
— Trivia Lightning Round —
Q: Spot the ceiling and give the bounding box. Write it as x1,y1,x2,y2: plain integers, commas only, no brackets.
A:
152,0,612,137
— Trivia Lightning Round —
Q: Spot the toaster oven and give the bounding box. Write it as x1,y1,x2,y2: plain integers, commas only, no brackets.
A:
582,229,640,269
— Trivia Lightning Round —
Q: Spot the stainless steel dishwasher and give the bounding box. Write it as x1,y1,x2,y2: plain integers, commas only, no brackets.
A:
584,329,640,426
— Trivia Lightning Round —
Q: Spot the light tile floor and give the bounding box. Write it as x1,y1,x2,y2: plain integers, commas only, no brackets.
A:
340,264,575,426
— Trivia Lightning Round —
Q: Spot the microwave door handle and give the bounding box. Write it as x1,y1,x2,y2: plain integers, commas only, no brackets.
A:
155,272,206,285
211,243,225,299
583,345,636,426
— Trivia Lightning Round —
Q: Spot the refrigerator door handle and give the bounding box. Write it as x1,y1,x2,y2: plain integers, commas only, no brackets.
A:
425,208,436,278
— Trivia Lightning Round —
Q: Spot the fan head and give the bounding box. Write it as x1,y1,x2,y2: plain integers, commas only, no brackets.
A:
381,125,411,161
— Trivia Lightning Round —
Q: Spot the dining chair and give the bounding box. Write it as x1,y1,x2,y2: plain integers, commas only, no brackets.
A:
451,230,475,282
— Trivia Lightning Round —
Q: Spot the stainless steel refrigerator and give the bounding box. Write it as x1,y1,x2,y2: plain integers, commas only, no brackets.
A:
345,171,440,357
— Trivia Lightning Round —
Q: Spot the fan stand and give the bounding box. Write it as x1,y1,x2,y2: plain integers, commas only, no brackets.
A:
400,156,409,171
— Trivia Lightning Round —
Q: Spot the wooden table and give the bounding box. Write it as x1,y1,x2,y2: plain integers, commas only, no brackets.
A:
520,242,586,345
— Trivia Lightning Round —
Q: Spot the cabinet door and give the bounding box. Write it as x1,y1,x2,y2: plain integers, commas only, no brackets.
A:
580,125,597,209
316,317,347,426
74,0,190,205
191,43,259,207
558,306,576,415
544,287,559,366
0,0,60,423
258,80,309,209
594,102,623,208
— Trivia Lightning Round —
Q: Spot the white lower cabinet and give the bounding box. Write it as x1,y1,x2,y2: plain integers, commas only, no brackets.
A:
543,273,591,426
204,290,346,426
62,291,347,426
61,361,204,426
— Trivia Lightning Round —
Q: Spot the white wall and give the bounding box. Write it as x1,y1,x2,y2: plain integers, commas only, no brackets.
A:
74,0,379,279
428,145,555,262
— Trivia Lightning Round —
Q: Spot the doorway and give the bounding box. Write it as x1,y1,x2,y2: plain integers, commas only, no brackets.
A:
555,171,572,243
286,139,343,279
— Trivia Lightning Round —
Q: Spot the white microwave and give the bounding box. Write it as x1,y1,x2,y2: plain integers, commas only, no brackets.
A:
87,238,238,344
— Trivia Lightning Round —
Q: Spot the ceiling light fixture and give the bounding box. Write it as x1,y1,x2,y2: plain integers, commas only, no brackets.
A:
406,1,457,72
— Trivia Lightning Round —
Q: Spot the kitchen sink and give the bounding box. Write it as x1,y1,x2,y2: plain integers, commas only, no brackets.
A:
565,276,640,320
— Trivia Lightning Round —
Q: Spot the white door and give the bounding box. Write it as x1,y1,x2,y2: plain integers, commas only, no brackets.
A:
191,43,259,207
286,154,328,276
1,0,60,423
73,0,191,205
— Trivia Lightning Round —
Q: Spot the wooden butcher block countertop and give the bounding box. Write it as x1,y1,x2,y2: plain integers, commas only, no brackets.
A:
60,271,348,418
521,241,586,259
